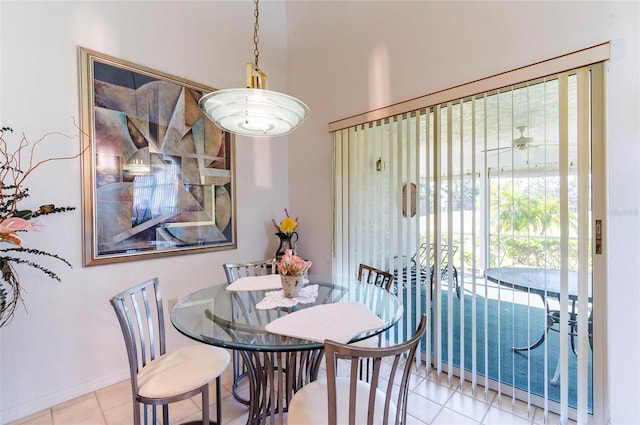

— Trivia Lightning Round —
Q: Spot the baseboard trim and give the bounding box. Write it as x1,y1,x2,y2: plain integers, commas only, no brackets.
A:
1,370,130,424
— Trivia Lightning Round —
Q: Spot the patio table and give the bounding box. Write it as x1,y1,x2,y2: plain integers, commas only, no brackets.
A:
485,267,592,384
485,267,592,352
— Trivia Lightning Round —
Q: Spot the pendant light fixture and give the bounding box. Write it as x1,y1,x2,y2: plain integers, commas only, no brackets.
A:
198,0,309,137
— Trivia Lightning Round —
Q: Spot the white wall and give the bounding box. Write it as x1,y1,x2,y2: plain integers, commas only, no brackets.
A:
2,0,640,424
0,1,292,422
286,1,640,424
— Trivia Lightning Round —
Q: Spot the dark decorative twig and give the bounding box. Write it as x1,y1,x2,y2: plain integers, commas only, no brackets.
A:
0,121,86,327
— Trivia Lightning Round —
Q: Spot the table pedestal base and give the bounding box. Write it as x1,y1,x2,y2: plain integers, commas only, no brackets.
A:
239,348,324,425
510,294,592,387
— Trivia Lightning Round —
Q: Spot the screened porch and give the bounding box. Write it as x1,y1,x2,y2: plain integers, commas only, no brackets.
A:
332,61,603,422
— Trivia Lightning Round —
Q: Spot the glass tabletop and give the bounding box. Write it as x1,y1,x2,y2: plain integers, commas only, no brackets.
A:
170,275,403,352
485,267,592,300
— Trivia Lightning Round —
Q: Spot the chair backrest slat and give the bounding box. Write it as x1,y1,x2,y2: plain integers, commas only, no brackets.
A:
426,242,458,268
325,315,427,425
110,278,165,387
130,293,148,366
367,359,380,425
224,259,278,325
223,258,276,283
357,263,394,291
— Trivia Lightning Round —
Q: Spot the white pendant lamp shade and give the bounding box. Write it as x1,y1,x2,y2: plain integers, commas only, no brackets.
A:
199,87,309,137
198,0,309,138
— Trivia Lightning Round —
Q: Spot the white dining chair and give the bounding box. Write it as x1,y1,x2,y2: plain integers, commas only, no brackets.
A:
222,258,277,404
110,278,230,425
288,314,427,425
353,263,395,381
357,263,394,291
223,258,277,283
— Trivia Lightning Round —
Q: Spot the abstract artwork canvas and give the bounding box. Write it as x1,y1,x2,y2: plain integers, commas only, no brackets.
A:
78,47,235,266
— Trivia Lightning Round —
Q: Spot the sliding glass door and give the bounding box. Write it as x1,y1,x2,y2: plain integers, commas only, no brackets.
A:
333,63,603,423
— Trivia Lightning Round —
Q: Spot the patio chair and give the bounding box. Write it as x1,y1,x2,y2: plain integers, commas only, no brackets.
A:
392,242,461,298
427,243,460,298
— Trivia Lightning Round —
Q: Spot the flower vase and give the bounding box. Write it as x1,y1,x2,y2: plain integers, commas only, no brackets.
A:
280,274,304,298
275,231,298,261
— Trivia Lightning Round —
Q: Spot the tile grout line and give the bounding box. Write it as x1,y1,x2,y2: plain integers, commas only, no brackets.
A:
419,368,477,425
431,385,460,424
94,390,110,425
9,368,540,425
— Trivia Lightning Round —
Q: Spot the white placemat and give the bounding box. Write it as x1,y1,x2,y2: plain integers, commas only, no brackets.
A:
226,274,282,292
264,301,384,344
226,274,311,292
255,284,319,309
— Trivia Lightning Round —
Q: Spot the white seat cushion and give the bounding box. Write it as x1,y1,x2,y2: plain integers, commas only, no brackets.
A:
137,345,230,399
349,335,380,348
287,377,396,425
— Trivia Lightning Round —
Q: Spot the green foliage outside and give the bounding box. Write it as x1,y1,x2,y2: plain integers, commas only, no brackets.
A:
421,177,588,274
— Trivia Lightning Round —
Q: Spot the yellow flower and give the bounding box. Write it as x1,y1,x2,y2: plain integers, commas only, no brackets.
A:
272,209,299,235
280,217,297,234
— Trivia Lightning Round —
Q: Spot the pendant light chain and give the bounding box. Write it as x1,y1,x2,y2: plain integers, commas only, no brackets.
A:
253,0,260,68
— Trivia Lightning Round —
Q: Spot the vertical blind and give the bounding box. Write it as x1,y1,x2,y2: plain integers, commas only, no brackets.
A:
332,63,604,424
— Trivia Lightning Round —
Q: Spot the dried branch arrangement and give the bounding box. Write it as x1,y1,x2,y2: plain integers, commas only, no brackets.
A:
0,125,85,327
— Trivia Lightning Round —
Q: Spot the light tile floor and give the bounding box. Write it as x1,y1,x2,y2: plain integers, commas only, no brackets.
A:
8,350,574,425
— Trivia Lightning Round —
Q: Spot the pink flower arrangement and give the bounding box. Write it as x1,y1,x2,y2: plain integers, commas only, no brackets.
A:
277,249,312,276
0,216,43,246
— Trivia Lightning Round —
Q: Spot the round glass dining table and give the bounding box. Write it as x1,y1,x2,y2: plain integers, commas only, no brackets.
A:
170,275,403,425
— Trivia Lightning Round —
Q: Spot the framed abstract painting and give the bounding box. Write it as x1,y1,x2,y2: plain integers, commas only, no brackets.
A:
78,47,235,266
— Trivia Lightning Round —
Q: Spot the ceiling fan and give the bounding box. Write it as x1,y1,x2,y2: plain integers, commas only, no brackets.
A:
484,125,546,153
512,126,535,150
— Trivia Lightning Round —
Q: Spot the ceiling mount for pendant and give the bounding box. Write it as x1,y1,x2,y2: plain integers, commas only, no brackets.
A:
198,0,309,137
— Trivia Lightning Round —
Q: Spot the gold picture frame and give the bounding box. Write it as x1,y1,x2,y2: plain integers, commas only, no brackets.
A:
78,47,236,266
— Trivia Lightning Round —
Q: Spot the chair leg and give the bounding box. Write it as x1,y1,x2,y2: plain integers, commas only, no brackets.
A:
199,378,223,425
202,384,210,425
144,403,156,425
148,404,155,425
134,401,141,425
216,376,223,424
162,404,168,425
197,380,222,425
